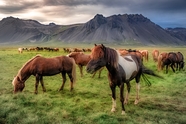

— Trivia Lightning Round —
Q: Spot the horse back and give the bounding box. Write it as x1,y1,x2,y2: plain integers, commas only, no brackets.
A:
176,52,184,62
29,56,73,75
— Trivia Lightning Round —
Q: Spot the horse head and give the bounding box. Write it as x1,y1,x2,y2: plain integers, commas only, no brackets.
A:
12,76,25,93
86,44,107,74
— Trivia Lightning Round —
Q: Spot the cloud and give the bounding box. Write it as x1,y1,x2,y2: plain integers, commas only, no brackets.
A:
0,0,185,28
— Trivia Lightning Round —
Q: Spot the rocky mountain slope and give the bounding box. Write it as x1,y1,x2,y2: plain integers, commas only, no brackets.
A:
0,14,185,45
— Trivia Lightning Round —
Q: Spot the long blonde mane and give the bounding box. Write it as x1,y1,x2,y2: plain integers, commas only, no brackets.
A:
17,55,41,80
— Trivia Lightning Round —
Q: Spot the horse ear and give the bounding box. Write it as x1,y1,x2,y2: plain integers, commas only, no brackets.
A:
101,44,106,51
94,44,97,46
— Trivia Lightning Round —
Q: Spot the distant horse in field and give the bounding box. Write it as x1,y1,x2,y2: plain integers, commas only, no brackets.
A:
161,52,178,73
86,44,162,114
118,49,143,61
12,55,76,94
139,50,149,62
157,52,168,71
152,49,159,62
18,48,23,53
67,52,103,78
176,52,184,71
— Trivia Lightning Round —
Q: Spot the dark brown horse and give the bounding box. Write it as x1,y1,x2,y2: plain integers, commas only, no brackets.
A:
161,52,178,73
67,52,103,78
12,55,76,94
176,52,184,71
86,44,162,114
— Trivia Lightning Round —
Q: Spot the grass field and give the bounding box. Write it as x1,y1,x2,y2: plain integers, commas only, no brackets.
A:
0,44,186,124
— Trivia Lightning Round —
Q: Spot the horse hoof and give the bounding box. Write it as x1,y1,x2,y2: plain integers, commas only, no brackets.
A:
111,108,116,112
121,111,125,115
134,100,139,105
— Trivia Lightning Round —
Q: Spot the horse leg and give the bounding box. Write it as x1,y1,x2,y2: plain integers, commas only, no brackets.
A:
78,65,83,77
92,71,96,78
59,72,66,91
40,76,46,92
124,82,131,104
166,65,169,73
67,72,74,91
110,84,116,113
35,74,40,94
171,64,175,73
120,83,125,114
134,83,140,104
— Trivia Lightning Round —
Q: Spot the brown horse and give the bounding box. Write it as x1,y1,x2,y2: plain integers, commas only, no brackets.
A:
161,52,178,73
12,55,76,94
118,49,143,61
157,52,168,71
67,52,103,78
176,52,184,71
152,49,159,62
139,50,149,62
86,44,162,114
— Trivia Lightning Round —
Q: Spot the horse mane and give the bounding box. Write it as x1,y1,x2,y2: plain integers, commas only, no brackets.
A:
104,47,119,68
17,55,41,80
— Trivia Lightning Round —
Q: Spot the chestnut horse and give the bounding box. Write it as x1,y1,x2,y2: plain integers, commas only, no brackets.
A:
139,50,149,62
157,52,168,71
12,55,76,94
67,52,103,78
86,44,162,114
118,49,143,61
152,49,159,62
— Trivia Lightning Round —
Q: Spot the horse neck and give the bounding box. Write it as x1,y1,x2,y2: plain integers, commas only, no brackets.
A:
105,49,119,75
17,56,38,82
18,66,31,82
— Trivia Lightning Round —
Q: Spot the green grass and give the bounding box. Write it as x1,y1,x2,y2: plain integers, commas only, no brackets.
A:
0,45,186,124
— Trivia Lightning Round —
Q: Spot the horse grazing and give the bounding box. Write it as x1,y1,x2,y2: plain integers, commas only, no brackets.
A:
18,48,23,53
161,52,178,73
86,44,162,114
157,52,168,71
12,55,76,94
176,52,184,71
67,52,103,78
152,49,159,62
118,49,143,61
139,50,149,62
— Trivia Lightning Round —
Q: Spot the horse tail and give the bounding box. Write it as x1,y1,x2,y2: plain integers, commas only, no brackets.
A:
142,66,163,86
71,58,76,84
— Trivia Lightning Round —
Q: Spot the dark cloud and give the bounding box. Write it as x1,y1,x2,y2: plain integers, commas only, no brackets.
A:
0,0,185,28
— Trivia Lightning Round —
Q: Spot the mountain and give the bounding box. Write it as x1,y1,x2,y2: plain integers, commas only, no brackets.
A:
56,14,185,45
165,27,186,41
0,15,185,45
0,17,60,43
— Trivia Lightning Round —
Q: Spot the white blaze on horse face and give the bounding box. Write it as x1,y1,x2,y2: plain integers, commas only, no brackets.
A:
118,55,138,80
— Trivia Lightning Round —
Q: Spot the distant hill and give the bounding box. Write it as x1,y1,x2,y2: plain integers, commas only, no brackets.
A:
0,17,60,43
165,27,186,42
0,14,186,45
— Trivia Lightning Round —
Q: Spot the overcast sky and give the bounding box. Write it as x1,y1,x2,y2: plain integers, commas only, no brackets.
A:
0,0,185,28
